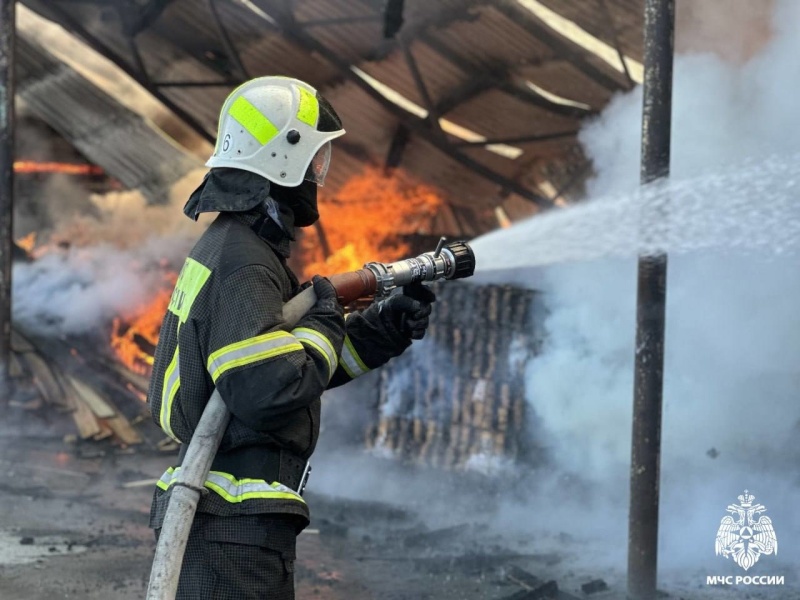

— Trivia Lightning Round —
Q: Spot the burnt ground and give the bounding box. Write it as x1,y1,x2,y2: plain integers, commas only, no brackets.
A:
0,403,795,600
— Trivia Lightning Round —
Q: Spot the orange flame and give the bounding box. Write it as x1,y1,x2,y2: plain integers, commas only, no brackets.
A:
110,168,443,374
301,167,443,278
16,231,37,253
110,275,176,376
14,161,104,176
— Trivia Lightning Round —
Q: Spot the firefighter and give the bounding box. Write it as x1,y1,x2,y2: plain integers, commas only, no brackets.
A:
147,76,435,599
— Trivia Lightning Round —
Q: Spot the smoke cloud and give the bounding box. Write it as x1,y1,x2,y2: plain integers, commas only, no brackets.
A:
12,169,208,336
470,0,800,588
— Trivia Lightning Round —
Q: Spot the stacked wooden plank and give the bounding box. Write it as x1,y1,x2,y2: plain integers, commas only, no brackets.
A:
7,328,156,448
366,282,537,470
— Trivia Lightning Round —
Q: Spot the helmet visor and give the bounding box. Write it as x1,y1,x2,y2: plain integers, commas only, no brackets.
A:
305,142,332,186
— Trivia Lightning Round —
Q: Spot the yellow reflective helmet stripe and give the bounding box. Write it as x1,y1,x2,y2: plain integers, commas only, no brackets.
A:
156,467,306,504
229,96,279,145
340,334,370,379
160,348,181,442
296,87,319,127
207,331,303,383
291,327,337,381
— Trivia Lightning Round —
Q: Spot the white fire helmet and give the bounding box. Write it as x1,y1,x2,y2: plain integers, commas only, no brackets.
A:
206,76,345,187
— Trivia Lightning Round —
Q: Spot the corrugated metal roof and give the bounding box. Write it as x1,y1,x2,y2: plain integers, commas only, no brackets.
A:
21,0,646,235
538,0,644,60
16,34,201,202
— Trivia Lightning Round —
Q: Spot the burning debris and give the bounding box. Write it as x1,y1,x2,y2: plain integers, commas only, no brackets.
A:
110,274,177,377
14,160,104,176
7,328,148,449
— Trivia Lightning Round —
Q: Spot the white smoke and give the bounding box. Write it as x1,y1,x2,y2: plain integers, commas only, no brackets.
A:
581,0,800,196
12,169,208,337
470,0,800,586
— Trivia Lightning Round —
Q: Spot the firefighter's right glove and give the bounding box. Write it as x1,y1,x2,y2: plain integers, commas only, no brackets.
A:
379,283,436,340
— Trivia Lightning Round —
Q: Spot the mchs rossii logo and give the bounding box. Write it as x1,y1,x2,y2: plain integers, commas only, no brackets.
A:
707,490,782,587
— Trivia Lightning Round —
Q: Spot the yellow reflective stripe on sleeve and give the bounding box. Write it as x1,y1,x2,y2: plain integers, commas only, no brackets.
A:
340,334,371,379
168,257,211,325
156,467,306,504
291,327,337,381
229,96,279,145
160,348,181,441
207,331,303,383
296,87,319,127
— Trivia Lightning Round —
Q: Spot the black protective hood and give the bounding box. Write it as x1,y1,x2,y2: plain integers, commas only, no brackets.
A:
183,168,272,220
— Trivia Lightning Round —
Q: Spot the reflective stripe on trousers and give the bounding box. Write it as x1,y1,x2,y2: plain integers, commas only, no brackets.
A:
157,467,306,504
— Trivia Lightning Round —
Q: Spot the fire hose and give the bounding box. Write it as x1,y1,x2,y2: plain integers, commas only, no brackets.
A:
146,238,475,600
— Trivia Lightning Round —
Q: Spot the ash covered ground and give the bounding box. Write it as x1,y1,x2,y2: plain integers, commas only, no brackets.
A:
0,400,794,600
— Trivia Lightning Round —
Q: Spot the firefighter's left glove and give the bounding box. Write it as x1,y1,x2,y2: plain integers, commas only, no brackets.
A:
379,283,436,340
311,275,339,305
297,275,345,354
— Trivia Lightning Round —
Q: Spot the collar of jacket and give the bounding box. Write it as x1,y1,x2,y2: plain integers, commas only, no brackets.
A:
185,168,296,257
233,210,293,259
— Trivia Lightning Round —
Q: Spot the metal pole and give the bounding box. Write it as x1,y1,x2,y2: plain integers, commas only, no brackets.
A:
0,0,14,379
628,1,674,599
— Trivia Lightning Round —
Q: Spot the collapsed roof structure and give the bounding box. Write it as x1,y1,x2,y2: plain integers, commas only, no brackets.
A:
19,0,645,235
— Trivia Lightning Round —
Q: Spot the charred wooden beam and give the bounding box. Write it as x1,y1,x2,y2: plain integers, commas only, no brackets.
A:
368,1,483,60
384,124,410,173
400,39,441,133
209,0,251,80
598,0,635,88
383,0,404,39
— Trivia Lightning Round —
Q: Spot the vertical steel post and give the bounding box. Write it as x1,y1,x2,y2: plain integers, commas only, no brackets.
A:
628,1,674,599
0,0,13,379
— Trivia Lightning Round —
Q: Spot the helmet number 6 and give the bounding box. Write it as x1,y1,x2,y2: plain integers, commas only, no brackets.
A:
222,134,232,153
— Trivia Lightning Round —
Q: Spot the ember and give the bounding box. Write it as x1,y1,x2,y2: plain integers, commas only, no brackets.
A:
16,231,37,253
14,160,104,176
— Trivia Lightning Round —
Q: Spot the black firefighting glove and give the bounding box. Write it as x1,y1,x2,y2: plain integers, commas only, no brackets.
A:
311,275,344,317
296,275,345,350
379,282,436,340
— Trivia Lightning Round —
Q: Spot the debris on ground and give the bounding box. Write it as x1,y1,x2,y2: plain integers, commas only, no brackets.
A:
581,579,609,594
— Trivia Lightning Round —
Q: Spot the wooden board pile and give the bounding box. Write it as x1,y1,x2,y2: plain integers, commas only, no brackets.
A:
6,328,166,451
366,282,537,470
